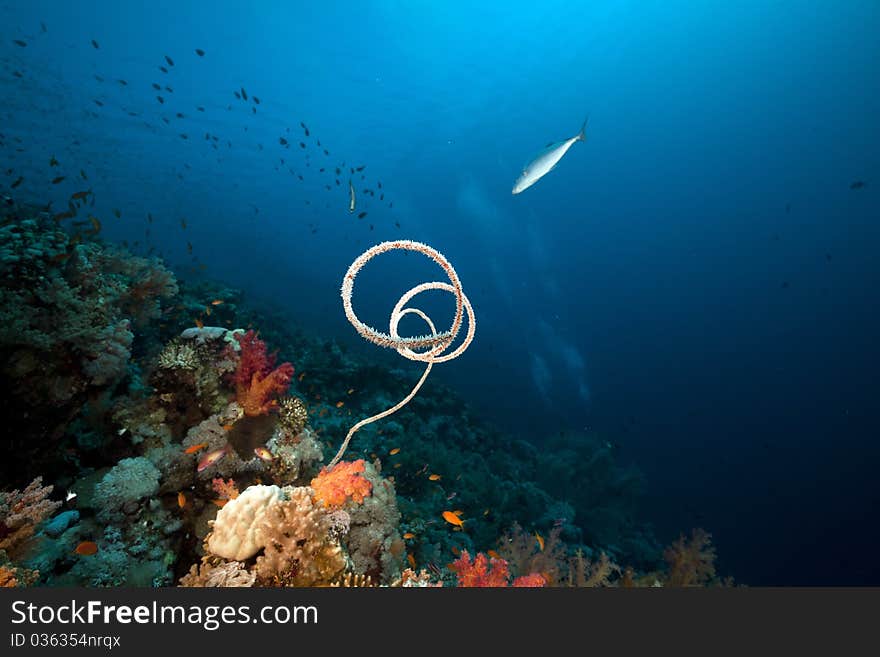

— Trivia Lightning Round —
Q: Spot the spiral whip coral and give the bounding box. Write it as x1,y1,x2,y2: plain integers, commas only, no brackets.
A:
328,240,475,468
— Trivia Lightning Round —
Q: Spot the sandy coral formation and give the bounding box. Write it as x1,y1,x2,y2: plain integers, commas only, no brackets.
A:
206,484,282,560
278,395,309,436
179,559,255,587
266,424,323,485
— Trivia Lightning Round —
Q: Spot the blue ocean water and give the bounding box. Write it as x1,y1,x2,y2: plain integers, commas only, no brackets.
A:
1,0,877,585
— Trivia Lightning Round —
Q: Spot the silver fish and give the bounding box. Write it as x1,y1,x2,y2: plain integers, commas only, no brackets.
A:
512,117,588,194
348,179,356,213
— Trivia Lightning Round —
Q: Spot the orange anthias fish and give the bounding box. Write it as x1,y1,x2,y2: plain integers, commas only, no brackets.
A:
442,511,464,528
487,550,502,560
212,499,228,508
253,446,273,461
393,463,402,469
197,446,228,472
75,541,99,556
428,474,442,481
177,491,187,508
389,448,401,455
347,388,355,395
451,546,460,556
194,318,204,329
335,401,344,408
407,554,416,569
535,532,545,552
403,532,415,540
211,299,224,306
184,442,208,455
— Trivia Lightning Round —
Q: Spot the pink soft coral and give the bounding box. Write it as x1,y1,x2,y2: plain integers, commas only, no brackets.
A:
232,330,294,416
310,459,373,509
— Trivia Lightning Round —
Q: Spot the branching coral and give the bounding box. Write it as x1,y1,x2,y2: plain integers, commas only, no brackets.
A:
0,477,61,558
252,486,347,586
310,459,372,509
663,528,717,587
231,331,294,416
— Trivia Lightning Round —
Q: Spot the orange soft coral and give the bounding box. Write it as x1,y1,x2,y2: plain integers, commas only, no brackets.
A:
238,366,295,416
450,551,511,587
310,459,373,509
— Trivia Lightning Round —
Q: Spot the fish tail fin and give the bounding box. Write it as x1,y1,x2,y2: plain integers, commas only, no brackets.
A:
577,115,589,141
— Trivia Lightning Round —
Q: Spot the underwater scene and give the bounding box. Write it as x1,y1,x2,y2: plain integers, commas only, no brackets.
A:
0,1,877,588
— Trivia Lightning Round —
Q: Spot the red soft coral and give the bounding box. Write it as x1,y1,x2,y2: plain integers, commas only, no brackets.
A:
450,551,511,587
310,459,373,509
232,330,294,416
512,573,547,587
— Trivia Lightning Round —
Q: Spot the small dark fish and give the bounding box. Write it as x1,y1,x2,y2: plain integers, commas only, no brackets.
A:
849,180,866,190
234,91,241,99
164,55,174,66
80,169,87,180
377,181,382,189
319,167,325,172
176,112,185,118
181,218,187,229
13,39,27,47
41,22,47,33
51,176,65,184
162,117,170,124
152,82,161,90
253,96,260,104
195,48,205,56
335,167,341,175
93,74,105,82
369,224,374,230
316,139,321,146
394,220,400,227
159,65,168,73
12,71,23,78
380,193,384,200
91,39,99,49
93,99,104,107
336,179,340,186
165,85,173,93
113,208,121,218
358,211,367,219
49,156,59,167
240,87,247,100
355,165,364,172
197,106,205,112
117,79,127,85
147,213,153,223
70,190,90,201
11,176,24,188
297,174,303,181
186,241,193,254
252,107,256,114
156,95,164,104
299,142,306,149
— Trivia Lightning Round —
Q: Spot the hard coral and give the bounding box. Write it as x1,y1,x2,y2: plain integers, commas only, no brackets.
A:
310,459,373,509
232,331,294,416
